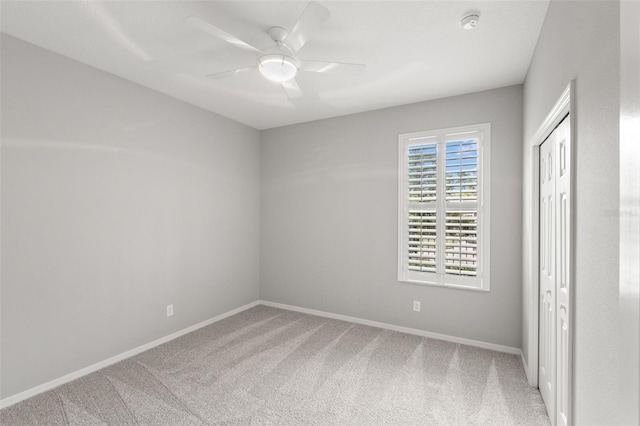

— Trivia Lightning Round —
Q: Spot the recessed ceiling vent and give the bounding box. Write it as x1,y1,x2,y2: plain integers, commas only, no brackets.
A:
461,13,480,30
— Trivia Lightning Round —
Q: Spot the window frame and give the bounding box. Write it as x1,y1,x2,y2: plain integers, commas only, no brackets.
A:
398,123,491,291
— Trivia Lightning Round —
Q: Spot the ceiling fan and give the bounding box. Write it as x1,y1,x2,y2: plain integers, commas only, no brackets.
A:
185,2,365,99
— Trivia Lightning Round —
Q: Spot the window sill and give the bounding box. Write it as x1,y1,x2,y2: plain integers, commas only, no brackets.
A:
398,278,490,293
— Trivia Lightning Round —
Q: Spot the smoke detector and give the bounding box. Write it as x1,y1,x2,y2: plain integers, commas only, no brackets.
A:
461,13,480,30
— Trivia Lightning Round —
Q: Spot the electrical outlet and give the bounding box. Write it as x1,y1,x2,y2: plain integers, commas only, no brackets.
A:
166,304,174,317
413,301,421,312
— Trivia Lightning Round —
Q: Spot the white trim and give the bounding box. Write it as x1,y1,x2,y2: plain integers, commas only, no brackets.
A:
524,80,574,424
529,87,571,147
568,97,577,426
520,349,529,376
0,300,261,409
260,300,521,355
527,143,541,388
619,2,640,423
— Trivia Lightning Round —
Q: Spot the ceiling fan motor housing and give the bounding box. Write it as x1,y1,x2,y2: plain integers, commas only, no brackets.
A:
267,26,289,44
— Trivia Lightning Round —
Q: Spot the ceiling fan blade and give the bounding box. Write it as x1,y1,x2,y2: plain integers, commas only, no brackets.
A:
185,16,263,55
283,2,330,53
206,66,255,79
300,60,366,75
282,79,304,99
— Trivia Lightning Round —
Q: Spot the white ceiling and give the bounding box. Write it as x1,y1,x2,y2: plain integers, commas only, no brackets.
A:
1,1,549,130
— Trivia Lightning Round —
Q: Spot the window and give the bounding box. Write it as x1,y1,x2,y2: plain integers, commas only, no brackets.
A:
398,123,491,291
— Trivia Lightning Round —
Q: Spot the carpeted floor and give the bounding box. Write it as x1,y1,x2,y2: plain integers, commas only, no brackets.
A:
1,305,550,425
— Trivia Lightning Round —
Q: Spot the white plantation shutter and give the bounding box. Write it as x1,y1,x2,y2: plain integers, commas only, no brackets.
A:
408,144,438,202
444,138,479,277
445,140,478,203
408,211,437,272
398,124,490,291
444,211,478,276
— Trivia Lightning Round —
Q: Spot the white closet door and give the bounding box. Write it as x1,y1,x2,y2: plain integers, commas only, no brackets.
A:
539,131,556,420
554,117,571,426
538,114,571,426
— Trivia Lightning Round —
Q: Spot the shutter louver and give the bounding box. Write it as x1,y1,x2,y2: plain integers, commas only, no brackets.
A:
408,144,438,202
408,211,437,272
444,211,478,276
445,140,478,202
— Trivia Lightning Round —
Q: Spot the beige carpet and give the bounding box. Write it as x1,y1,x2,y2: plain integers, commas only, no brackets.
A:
1,305,550,425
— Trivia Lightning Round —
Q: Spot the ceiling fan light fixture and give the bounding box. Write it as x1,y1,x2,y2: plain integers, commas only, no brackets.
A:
258,54,299,82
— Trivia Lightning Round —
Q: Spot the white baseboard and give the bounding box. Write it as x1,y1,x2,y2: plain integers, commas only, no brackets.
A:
0,300,261,409
520,349,535,387
259,300,522,355
2,299,525,409
522,349,539,388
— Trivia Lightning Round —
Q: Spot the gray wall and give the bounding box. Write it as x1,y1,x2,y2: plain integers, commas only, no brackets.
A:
521,1,620,423
0,35,261,398
261,85,523,348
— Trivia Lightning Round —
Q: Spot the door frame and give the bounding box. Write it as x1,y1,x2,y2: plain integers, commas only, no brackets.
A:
619,1,640,423
525,82,575,423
